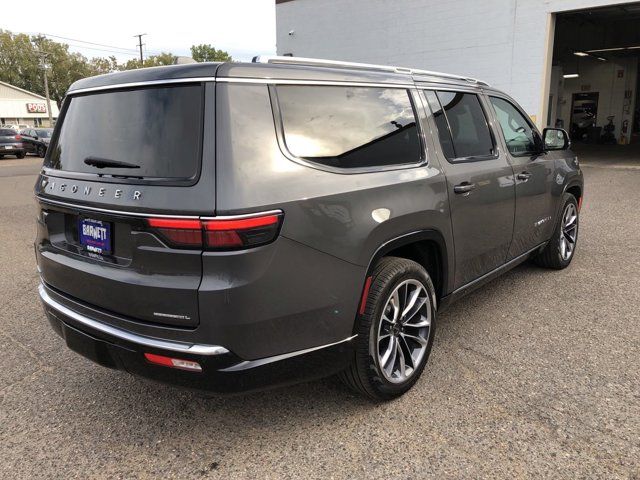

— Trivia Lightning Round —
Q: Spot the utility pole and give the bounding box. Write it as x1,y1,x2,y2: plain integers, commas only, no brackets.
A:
37,51,53,127
134,33,147,66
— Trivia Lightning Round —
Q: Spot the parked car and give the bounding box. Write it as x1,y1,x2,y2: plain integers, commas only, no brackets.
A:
4,123,29,132
0,128,26,159
20,128,53,157
35,57,583,400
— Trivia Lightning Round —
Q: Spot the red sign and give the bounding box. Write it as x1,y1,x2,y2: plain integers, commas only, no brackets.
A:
26,103,47,113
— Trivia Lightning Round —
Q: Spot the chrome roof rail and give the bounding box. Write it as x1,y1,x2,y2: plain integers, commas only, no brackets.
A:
252,55,489,86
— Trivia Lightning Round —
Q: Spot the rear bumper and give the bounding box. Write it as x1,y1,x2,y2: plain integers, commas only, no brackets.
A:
0,145,24,154
39,283,355,393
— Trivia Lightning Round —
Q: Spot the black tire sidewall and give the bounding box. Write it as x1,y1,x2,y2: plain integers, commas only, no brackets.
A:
552,194,579,268
359,259,437,399
38,146,45,158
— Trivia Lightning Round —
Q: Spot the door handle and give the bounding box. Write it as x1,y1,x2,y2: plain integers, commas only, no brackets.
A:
517,171,532,181
453,182,476,195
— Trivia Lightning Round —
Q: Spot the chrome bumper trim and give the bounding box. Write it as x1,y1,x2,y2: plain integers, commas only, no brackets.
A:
220,334,358,372
38,283,229,356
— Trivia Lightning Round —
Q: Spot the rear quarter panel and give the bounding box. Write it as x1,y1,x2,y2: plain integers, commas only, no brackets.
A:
210,82,453,357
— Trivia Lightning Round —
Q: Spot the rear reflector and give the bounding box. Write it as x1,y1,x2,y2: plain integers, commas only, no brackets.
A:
144,353,202,372
359,276,373,315
146,212,282,250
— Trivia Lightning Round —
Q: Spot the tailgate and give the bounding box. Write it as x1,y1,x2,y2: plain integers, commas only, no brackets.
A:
34,79,217,328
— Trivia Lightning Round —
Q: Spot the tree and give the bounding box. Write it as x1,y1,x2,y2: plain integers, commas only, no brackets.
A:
0,30,42,95
118,52,177,71
0,30,234,105
190,44,232,63
0,30,107,105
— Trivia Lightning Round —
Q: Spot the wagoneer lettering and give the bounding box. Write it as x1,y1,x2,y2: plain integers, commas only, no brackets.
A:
34,56,582,400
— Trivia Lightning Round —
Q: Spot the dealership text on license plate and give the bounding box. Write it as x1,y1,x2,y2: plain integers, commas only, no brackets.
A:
78,218,112,254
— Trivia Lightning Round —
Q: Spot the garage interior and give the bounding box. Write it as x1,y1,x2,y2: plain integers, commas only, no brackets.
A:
549,3,640,163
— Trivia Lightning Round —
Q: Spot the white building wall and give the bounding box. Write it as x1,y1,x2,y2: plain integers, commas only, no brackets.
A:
276,0,639,126
0,81,60,125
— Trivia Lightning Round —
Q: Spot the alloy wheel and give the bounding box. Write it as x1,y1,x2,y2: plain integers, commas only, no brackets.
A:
376,279,431,384
560,203,578,261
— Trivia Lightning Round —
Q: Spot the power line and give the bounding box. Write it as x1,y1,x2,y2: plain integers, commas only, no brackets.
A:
33,33,140,53
27,31,164,56
61,42,139,57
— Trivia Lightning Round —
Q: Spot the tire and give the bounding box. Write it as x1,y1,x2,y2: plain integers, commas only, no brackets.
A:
37,145,45,158
534,193,579,269
340,257,436,401
16,151,25,159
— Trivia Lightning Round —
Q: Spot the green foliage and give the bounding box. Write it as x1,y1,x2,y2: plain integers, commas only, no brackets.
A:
118,52,177,71
190,44,232,63
0,29,232,106
1,30,105,104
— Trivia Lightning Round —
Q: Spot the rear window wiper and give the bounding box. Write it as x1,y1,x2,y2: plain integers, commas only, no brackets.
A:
84,156,140,169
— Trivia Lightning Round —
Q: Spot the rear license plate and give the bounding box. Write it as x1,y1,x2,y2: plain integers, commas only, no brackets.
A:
3,145,11,150
79,218,112,254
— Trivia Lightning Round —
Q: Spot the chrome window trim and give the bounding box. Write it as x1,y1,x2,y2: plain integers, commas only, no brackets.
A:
66,77,482,96
39,283,229,356
419,88,501,164
268,84,428,175
67,77,216,95
217,77,415,88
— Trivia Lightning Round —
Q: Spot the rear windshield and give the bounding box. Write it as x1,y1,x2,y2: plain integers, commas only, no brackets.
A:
0,129,15,136
46,84,203,181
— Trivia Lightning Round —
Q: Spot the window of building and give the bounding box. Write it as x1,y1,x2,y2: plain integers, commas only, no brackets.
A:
275,85,422,169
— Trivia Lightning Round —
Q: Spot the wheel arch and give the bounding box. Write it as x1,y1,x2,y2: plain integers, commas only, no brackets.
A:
565,183,582,206
364,230,450,301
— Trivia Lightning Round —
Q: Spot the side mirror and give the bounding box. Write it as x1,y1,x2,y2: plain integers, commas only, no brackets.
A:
543,128,571,151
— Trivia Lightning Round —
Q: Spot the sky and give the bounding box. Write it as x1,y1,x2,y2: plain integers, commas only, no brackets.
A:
3,0,276,62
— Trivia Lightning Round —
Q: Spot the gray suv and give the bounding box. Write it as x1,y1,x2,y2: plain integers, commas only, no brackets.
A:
35,56,583,400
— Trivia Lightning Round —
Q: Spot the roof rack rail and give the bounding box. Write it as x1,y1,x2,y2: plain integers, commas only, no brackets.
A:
252,55,489,86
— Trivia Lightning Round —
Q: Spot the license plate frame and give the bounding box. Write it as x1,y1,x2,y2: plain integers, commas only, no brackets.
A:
78,217,112,255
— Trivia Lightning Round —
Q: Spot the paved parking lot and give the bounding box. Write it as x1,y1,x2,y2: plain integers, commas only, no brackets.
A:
1,156,638,479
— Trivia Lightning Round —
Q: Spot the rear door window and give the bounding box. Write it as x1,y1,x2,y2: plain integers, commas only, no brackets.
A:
424,90,495,161
275,85,422,169
46,84,204,182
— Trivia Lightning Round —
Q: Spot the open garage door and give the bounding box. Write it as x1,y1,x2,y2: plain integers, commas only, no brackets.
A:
549,3,640,164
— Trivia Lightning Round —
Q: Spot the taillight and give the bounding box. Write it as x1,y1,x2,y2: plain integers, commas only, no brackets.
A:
146,218,202,247
145,211,283,250
203,214,281,249
14,134,21,140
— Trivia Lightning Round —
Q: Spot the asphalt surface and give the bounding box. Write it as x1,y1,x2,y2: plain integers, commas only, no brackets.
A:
1,154,639,479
